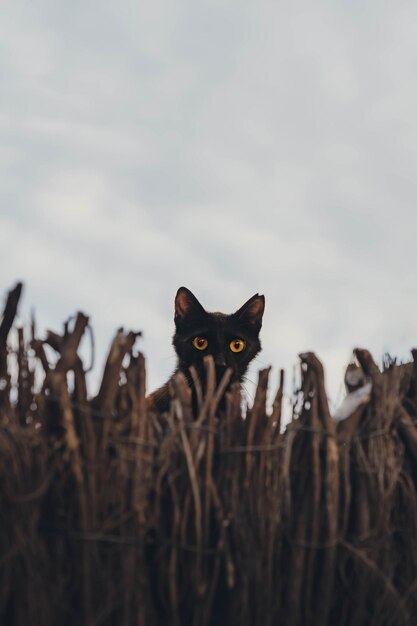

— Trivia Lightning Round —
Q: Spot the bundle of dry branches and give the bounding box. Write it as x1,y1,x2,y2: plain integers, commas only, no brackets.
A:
1,282,417,626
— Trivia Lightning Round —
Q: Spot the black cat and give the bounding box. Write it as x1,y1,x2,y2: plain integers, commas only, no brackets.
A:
147,287,265,412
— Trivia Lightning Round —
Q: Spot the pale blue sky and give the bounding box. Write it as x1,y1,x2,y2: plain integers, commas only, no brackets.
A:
2,0,417,409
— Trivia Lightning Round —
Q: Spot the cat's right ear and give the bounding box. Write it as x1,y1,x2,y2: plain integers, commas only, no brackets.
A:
233,293,265,334
174,287,206,326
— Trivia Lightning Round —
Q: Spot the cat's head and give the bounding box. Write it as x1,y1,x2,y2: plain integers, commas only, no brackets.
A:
173,287,265,385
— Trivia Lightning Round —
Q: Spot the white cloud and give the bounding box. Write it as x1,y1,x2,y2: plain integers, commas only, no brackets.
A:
2,0,417,410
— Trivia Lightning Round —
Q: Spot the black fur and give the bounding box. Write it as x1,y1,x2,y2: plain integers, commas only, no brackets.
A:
147,287,265,413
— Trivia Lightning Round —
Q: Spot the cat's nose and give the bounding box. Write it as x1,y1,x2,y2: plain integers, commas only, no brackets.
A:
215,355,227,367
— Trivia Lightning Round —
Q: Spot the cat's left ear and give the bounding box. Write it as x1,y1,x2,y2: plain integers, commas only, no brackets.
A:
233,294,265,333
174,287,206,327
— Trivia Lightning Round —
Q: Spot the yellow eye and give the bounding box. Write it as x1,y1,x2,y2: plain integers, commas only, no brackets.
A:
229,339,245,353
193,337,208,351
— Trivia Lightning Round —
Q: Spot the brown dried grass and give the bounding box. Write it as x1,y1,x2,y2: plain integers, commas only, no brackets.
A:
1,283,417,626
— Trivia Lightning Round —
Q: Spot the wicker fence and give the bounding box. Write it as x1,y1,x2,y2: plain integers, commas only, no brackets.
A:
1,282,417,626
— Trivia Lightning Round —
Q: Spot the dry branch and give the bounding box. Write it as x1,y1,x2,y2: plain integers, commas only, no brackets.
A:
1,283,417,626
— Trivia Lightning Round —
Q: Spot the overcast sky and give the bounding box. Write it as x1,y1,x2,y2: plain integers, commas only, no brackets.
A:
1,0,417,411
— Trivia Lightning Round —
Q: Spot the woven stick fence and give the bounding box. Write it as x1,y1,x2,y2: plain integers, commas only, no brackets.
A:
1,282,417,626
